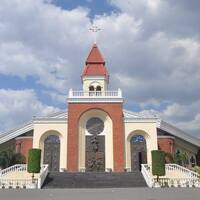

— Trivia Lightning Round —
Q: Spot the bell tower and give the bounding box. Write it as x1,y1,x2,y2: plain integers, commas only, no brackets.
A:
81,44,109,92
67,43,124,172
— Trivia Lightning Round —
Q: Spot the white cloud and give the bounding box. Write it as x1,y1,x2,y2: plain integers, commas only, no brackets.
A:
0,0,200,137
147,0,161,13
0,0,92,92
0,89,60,132
144,101,200,136
176,114,200,133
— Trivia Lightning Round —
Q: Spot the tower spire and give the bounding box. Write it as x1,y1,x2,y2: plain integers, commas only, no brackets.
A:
82,44,109,78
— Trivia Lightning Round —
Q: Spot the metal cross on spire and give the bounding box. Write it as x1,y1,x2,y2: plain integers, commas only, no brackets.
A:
89,25,101,44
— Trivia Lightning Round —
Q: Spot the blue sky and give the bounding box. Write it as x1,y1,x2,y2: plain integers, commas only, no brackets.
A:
53,0,117,17
0,0,200,137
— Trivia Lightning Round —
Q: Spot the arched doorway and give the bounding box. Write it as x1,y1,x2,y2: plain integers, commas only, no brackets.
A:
130,135,147,171
43,135,60,171
78,109,113,172
85,117,105,171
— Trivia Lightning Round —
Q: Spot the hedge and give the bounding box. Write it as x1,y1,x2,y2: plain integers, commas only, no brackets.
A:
28,148,41,174
152,150,165,181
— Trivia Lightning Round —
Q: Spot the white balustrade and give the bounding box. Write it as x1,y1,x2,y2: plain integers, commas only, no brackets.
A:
141,164,154,187
141,163,200,188
0,179,35,189
68,89,122,98
0,164,49,189
37,164,49,189
165,164,199,179
0,164,27,177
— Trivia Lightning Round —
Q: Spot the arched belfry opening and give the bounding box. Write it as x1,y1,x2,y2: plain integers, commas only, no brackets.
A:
89,85,95,91
96,85,101,91
130,135,147,171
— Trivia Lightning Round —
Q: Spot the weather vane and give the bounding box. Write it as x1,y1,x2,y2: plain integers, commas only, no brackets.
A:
89,25,101,44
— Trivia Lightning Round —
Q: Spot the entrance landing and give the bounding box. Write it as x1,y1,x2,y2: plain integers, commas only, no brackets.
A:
42,172,147,188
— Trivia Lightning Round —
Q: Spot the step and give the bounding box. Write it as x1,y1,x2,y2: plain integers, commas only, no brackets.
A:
42,172,147,188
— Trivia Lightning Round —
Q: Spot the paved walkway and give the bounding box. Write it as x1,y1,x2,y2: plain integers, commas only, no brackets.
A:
0,188,200,200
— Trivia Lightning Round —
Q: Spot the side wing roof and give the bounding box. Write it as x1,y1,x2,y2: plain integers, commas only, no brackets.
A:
0,109,200,147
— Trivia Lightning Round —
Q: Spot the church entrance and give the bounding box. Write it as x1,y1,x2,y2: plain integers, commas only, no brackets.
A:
85,117,105,172
131,135,147,171
44,135,60,172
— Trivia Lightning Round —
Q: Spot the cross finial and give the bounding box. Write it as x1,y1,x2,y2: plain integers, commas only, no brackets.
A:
89,25,101,44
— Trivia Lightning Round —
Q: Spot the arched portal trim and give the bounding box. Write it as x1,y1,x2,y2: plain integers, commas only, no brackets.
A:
78,109,113,172
39,130,63,172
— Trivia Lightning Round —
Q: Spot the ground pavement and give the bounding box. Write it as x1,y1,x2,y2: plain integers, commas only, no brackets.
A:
0,188,200,200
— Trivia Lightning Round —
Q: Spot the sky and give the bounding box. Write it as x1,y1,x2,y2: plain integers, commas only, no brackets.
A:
0,0,200,138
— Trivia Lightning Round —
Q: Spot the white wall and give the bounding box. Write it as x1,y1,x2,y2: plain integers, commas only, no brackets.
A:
33,121,67,171
124,120,158,170
82,76,108,91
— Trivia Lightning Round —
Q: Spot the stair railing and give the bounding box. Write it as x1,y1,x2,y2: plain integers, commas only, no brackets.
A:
0,164,27,177
141,163,200,188
0,164,48,189
141,164,154,187
37,164,49,189
165,164,199,179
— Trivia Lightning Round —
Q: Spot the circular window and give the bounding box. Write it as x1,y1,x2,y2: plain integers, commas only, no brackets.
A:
86,117,104,135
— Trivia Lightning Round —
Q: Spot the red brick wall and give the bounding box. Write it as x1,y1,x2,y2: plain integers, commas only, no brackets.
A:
157,137,175,154
15,137,33,162
67,103,125,172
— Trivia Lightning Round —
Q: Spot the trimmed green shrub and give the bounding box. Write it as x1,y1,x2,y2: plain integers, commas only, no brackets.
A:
152,150,166,182
28,148,41,182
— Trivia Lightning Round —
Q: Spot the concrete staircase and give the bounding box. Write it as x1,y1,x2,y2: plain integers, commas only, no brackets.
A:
42,171,147,188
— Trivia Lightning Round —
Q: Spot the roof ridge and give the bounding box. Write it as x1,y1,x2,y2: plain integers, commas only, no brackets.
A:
86,44,105,64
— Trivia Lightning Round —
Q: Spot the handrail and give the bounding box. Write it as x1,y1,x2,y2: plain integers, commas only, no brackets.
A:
38,164,49,189
0,164,49,189
141,164,154,187
0,164,27,177
165,164,199,179
141,163,200,188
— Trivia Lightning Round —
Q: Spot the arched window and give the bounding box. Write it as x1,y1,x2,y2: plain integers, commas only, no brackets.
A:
96,86,101,91
96,85,102,96
130,135,147,171
89,85,95,91
190,156,196,167
89,85,95,96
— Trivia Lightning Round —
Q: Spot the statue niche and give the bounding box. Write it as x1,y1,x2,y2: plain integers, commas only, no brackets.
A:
85,117,105,171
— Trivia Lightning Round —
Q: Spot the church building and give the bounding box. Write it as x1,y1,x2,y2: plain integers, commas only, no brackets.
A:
0,44,200,172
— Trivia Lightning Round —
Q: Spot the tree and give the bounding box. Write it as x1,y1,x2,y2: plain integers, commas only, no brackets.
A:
174,151,189,167
0,150,25,169
165,152,174,163
182,153,189,167
174,150,182,165
152,150,166,182
27,149,41,183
